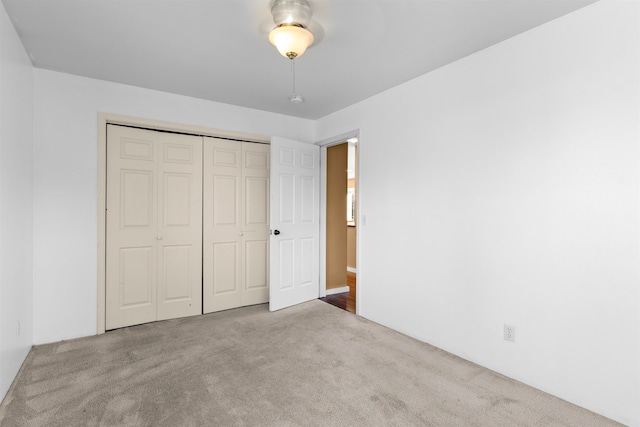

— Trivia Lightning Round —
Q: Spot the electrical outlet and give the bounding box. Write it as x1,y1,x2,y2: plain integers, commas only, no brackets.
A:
504,324,515,342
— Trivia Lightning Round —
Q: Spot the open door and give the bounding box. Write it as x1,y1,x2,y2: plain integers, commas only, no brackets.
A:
269,137,320,311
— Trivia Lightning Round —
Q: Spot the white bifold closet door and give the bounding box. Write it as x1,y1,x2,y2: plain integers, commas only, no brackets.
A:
106,125,203,330
203,137,270,313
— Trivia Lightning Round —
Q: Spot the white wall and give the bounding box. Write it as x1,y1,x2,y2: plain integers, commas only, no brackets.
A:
0,2,34,400
32,70,315,345
316,1,639,425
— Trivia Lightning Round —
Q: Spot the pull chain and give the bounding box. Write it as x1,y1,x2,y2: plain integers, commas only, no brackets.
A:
291,58,296,96
289,58,303,104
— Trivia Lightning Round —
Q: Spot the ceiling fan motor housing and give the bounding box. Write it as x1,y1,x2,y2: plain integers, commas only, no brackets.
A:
271,0,312,28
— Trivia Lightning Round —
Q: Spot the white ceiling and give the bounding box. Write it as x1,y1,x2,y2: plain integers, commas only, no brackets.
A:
2,0,597,120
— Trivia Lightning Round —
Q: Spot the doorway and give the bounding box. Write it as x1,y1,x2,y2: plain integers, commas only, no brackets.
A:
320,139,357,314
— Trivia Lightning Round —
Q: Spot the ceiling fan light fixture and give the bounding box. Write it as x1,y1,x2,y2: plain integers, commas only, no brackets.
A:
268,0,314,103
269,24,314,59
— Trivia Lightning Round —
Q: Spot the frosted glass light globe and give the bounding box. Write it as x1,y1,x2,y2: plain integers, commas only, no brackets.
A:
269,25,314,59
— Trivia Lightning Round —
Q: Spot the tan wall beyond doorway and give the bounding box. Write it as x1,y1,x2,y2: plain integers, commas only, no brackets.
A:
347,226,356,269
326,143,348,289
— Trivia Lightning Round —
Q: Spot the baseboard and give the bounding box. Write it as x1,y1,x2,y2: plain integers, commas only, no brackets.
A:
347,267,358,273
326,286,350,295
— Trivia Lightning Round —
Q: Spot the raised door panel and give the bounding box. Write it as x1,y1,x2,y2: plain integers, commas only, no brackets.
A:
277,239,295,291
213,176,239,227
106,125,158,329
162,173,192,227
120,170,154,227
120,246,154,307
278,174,295,224
245,240,268,289
160,244,194,301
157,132,202,321
245,177,268,227
212,242,240,294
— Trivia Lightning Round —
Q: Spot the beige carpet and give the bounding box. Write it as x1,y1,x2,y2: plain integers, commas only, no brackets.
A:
0,300,620,426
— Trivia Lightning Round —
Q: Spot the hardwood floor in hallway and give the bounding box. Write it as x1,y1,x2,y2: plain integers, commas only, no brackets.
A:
319,271,356,314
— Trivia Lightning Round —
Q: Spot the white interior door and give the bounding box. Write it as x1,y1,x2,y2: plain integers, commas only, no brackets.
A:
106,125,202,330
269,137,320,311
203,138,270,313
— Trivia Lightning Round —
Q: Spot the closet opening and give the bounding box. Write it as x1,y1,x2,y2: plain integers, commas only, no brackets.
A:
97,113,269,334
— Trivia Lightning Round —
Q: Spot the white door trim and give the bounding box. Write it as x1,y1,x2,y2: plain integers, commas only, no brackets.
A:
315,130,360,314
96,113,268,334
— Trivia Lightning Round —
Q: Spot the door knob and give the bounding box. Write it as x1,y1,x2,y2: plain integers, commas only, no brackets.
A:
274,230,281,235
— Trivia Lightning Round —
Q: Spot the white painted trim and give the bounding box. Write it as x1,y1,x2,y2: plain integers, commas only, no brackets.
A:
99,113,269,143
316,130,359,147
326,286,350,295
97,114,107,335
347,267,358,274
319,146,327,298
96,113,270,335
356,136,362,316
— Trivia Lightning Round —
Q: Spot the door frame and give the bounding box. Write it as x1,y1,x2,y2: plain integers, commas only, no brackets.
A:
316,130,361,314
96,113,268,334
